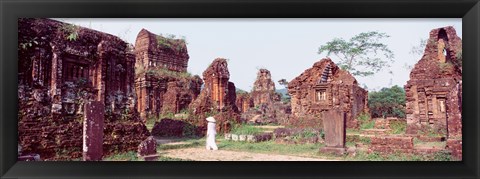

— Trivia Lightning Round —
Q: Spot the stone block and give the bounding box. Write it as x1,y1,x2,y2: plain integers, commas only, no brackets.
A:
322,110,346,148
83,101,104,161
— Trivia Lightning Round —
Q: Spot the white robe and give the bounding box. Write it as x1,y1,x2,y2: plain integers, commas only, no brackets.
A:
206,122,218,150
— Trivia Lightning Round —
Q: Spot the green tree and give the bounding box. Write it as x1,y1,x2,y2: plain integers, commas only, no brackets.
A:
318,31,394,77
368,85,406,118
277,79,290,103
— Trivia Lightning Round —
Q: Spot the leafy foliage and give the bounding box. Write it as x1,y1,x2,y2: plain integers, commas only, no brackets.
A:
318,31,394,77
156,34,187,52
142,67,193,79
368,85,406,118
60,24,80,41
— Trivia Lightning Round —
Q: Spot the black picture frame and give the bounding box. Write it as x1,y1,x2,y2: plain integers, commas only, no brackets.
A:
1,0,479,178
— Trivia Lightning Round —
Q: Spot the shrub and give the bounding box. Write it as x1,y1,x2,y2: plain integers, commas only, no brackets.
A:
368,85,406,118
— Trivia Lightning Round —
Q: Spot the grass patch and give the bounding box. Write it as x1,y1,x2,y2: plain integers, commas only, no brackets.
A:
359,136,371,144
145,115,159,131
104,151,138,161
358,112,375,130
389,120,406,134
346,141,356,147
157,138,204,150
157,156,192,161
414,141,446,148
346,129,360,135
103,151,191,161
218,139,328,159
344,150,451,161
230,124,264,135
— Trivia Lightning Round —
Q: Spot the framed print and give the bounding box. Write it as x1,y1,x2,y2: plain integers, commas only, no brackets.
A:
1,0,479,178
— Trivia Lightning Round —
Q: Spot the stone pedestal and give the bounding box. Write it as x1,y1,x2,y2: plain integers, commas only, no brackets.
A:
320,109,346,155
83,101,104,161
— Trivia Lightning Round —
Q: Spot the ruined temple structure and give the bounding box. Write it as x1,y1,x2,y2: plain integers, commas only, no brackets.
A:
288,58,368,129
18,18,149,160
240,69,290,124
191,58,238,112
404,26,462,138
251,69,280,107
190,58,240,133
134,29,203,120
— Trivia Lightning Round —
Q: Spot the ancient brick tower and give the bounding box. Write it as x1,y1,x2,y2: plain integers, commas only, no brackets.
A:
199,58,236,110
135,29,189,72
404,26,462,138
134,29,202,120
18,18,149,160
189,58,239,133
190,58,238,114
251,69,279,107
288,58,368,128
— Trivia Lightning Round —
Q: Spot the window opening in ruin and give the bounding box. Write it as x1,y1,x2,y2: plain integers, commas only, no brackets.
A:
437,29,449,63
63,58,89,84
438,98,446,113
316,89,327,101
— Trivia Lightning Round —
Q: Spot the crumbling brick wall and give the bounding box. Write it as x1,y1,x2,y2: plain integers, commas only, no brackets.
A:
134,29,202,120
404,26,462,137
18,18,149,160
236,92,253,113
287,58,368,129
369,136,414,154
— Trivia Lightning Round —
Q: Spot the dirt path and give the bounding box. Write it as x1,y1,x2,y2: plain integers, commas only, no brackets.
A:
161,147,338,161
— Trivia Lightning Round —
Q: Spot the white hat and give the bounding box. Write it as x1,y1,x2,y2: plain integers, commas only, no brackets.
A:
206,116,216,123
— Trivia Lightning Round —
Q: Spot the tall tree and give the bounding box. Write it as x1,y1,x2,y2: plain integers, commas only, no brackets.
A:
318,31,394,77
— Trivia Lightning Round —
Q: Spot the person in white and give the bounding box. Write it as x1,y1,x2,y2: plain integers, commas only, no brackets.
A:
206,116,218,150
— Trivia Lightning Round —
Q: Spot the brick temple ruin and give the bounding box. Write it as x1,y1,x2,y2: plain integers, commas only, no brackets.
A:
404,26,462,139
190,58,240,133
18,18,149,160
288,58,368,128
239,69,290,124
134,29,203,120
17,19,464,161
251,69,280,107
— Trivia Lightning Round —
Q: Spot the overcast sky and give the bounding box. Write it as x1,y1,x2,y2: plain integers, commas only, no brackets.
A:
55,18,462,92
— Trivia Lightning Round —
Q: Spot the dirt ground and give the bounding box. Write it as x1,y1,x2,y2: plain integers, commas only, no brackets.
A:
160,147,337,161
155,136,337,161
